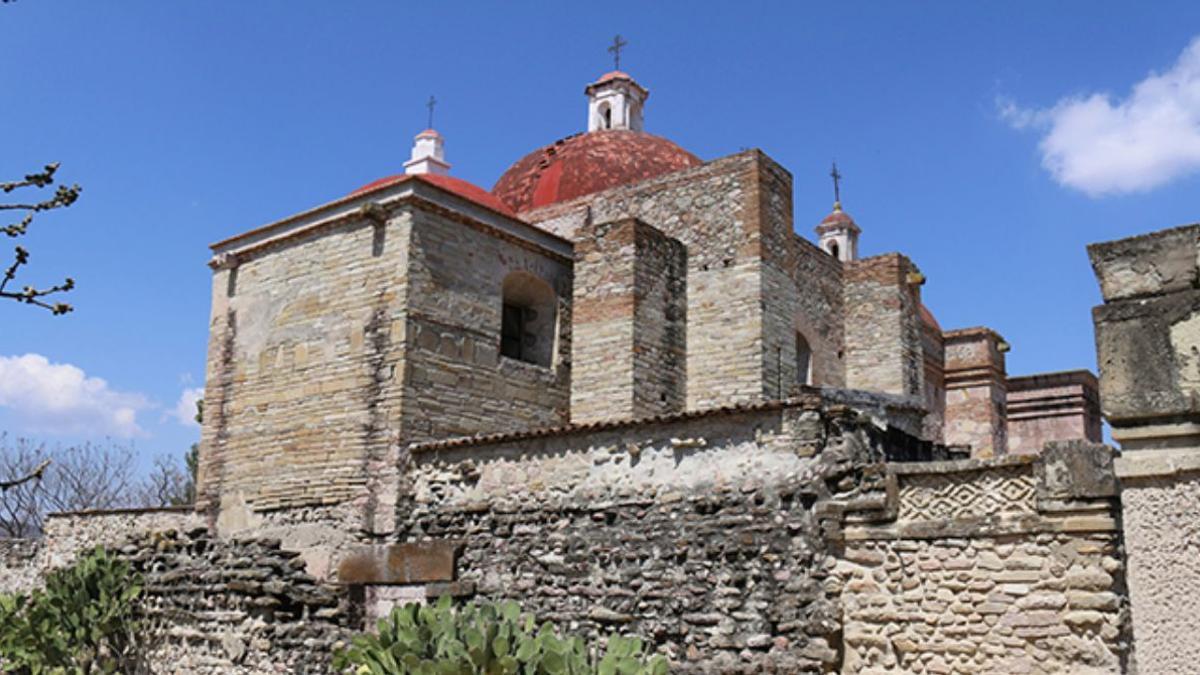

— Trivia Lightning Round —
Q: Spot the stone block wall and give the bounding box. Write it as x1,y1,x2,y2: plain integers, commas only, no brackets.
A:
200,182,573,535
921,310,946,444
199,207,414,519
1006,370,1102,456
844,253,925,399
835,448,1129,674
571,218,686,422
1089,222,1200,450
381,395,902,673
525,151,777,411
1089,222,1200,674
943,327,1009,458
401,205,572,440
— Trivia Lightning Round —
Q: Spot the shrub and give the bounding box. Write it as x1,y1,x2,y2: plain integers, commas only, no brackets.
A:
335,596,669,675
0,547,144,674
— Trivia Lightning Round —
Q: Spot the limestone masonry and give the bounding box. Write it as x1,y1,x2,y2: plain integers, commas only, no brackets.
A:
2,68,1197,674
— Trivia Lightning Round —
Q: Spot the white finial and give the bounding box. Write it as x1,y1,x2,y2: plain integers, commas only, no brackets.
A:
585,71,648,132
404,128,451,176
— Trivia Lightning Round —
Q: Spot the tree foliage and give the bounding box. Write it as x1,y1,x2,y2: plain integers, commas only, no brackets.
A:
0,547,145,674
1,163,80,314
335,597,669,675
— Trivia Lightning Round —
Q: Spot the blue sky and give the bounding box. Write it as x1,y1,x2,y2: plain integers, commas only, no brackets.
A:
2,2,1200,467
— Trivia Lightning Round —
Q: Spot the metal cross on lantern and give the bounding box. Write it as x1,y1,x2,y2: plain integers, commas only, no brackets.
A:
426,95,437,130
830,162,843,205
608,35,628,71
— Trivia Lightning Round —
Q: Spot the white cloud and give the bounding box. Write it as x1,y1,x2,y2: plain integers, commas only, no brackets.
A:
1002,37,1200,197
0,353,149,437
170,386,204,429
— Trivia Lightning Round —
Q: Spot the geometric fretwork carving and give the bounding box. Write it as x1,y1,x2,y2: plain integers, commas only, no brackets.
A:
898,465,1037,522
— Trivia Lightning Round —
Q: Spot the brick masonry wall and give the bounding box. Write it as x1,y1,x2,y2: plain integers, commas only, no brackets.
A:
844,254,925,399
835,450,1128,674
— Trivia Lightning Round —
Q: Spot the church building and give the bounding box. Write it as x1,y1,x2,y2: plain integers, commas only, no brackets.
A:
197,67,1101,534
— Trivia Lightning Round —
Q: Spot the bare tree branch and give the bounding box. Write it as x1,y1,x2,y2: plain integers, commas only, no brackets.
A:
0,458,49,492
1,163,81,314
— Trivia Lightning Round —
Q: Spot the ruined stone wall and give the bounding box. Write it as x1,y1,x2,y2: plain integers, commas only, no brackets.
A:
525,152,771,411
381,398,884,673
120,528,349,675
1,515,349,674
836,446,1128,674
401,205,571,440
571,219,686,422
198,208,413,519
843,254,925,399
1006,370,1102,456
0,537,40,595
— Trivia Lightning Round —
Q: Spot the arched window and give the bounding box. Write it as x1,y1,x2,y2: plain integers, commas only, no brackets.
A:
828,242,840,259
600,103,612,130
500,271,557,367
796,332,812,386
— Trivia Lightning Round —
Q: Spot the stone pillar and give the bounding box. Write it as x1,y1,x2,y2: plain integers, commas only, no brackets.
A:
1089,223,1200,673
1006,370,1102,455
843,253,925,399
942,327,1008,458
571,218,686,423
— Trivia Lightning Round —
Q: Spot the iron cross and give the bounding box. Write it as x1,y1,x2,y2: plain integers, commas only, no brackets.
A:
608,35,628,71
830,162,843,204
426,95,437,129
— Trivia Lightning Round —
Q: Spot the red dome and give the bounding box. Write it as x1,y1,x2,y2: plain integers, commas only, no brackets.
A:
351,173,515,217
492,130,701,213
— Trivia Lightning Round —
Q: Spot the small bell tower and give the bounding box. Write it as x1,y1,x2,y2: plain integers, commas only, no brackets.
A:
405,96,451,176
815,162,860,262
586,36,648,132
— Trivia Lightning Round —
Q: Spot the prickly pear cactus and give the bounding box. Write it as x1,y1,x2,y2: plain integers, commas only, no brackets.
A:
334,596,669,674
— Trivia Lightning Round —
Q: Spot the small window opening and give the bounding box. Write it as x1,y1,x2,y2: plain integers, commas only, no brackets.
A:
501,303,536,362
603,106,612,129
500,271,556,367
828,242,840,259
796,332,812,386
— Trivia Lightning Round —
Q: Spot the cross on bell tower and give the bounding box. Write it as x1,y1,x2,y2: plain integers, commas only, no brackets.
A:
608,35,628,71
815,161,860,262
586,36,648,132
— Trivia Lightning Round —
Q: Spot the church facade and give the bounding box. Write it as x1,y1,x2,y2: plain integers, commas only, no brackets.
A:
197,69,1099,529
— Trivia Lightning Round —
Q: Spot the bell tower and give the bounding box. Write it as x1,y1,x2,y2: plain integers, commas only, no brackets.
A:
586,36,648,132
815,163,860,262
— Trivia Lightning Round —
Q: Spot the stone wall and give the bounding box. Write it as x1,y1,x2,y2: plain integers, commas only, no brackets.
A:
571,218,686,422
526,151,776,411
1006,370,1102,456
843,253,925,399
1089,222,1200,674
835,444,1129,674
338,393,950,673
200,181,573,535
118,528,348,675
0,537,40,595
943,328,1009,458
401,205,572,440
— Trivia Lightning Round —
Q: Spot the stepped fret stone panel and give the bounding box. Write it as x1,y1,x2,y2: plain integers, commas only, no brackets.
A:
898,464,1037,521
